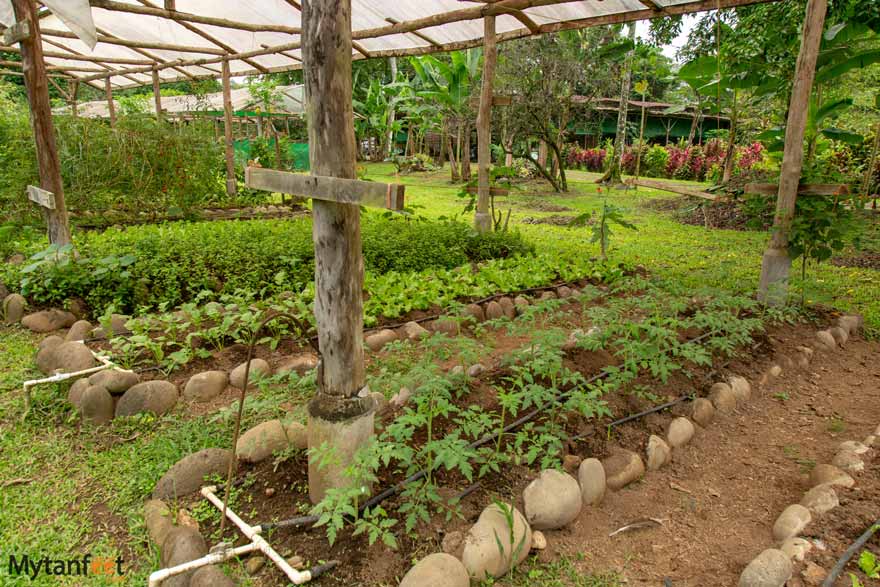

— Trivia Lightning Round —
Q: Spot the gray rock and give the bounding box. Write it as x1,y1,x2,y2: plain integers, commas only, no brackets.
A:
709,382,737,413
768,364,783,378
556,285,572,298
80,385,115,425
829,326,848,346
522,469,582,530
245,556,266,575
467,364,485,378
837,314,863,336
738,549,792,587
67,378,90,408
236,419,302,463
106,313,131,336
229,358,271,389
365,329,398,352
88,369,139,394
667,417,695,448
832,450,864,473
513,296,530,314
464,303,485,323
35,335,64,374
190,566,235,587
430,318,460,335
578,457,606,505
65,320,93,342
602,449,645,491
729,375,751,403
153,448,233,500
691,398,715,428
21,309,77,332
401,321,429,341
282,421,308,450
539,290,557,301
183,371,228,402
400,553,470,587
800,484,838,515
780,537,813,562
816,330,837,350
66,298,88,320
161,526,207,587
646,434,671,471
498,297,516,319
2,293,26,324
276,353,319,376
484,300,504,320
809,464,855,488
144,499,173,547
442,530,464,558
115,380,178,417
461,503,531,580
837,440,869,455
390,386,412,408
51,341,97,373
772,504,811,542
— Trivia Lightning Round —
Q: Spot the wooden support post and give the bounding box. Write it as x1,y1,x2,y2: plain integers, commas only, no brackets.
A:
152,67,162,121
302,0,373,504
222,58,237,197
475,15,496,233
68,79,79,118
105,78,116,127
757,0,827,305
11,0,71,246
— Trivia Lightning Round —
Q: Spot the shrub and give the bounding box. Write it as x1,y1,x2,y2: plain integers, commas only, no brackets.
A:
565,145,606,172
643,145,669,177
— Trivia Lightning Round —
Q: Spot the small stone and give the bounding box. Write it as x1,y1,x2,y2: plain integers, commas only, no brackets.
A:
646,434,671,471
864,435,876,448
153,448,233,500
237,419,295,463
245,556,266,575
513,296,530,314
772,504,812,542
80,385,114,425
88,369,139,394
49,341,97,374
161,527,207,587
116,380,178,417
498,297,516,319
21,309,76,332
837,315,863,336
286,555,304,570
461,503,531,580
709,382,737,413
831,450,864,473
828,326,848,346
531,531,547,550
522,469,582,530
738,549,792,587
67,378,90,408
464,303,485,323
7,252,25,265
562,454,582,473
144,499,173,547
276,353,318,376
2,293,26,324
769,364,783,378
667,417,695,448
691,398,715,427
400,553,470,587
190,566,235,587
484,301,504,320
65,320,93,342
802,562,827,586
401,321,430,341
390,387,412,407
578,457,606,505
450,365,465,377
815,330,836,351
265,487,276,497
780,537,813,562
729,375,751,403
837,440,869,455
800,484,838,515
467,364,485,378
442,530,464,558
602,449,645,491
809,464,855,488
430,317,460,335
183,371,228,402
365,329,398,352
539,290,557,301
556,285,572,298
229,358,271,389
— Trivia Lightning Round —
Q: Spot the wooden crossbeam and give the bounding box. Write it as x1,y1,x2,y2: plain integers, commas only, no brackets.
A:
3,20,30,44
630,178,718,200
245,167,405,211
744,183,850,197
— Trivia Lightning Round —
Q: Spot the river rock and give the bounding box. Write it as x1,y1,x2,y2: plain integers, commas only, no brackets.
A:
236,419,296,463
539,290,557,301
800,484,838,515
513,296,529,314
6,252,25,265
667,417,695,448
556,285,572,298
709,382,737,413
35,335,64,374
144,499,173,547
772,504,811,542
276,353,318,376
65,320,93,342
780,537,813,562
401,321,430,341
467,364,485,378
464,303,485,323
729,375,751,402
578,457,606,505
562,454,582,473
602,449,645,491
809,464,854,488
161,526,208,587
400,553,469,587
837,440,869,455
153,448,233,500
51,341,97,373
430,317,460,335
190,566,235,587
283,421,308,450
738,549,792,587
498,297,516,318
829,326,849,346
365,329,398,352
442,531,464,558
461,503,532,580
484,300,504,320
831,450,864,473
21,309,76,332
67,378,90,408
115,380,178,417
229,358,271,388
183,371,228,401
691,398,715,427
105,313,130,336
646,434,671,471
815,330,836,351
2,293,25,324
837,314,863,336
88,369,139,394
531,530,547,550
80,385,114,425
390,387,412,407
522,469,582,530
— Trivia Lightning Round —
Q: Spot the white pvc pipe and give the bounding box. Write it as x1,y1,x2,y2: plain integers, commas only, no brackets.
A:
22,351,116,419
200,485,314,585
147,542,259,587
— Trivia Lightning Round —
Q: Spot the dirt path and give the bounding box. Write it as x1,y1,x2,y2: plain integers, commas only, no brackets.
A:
540,328,880,586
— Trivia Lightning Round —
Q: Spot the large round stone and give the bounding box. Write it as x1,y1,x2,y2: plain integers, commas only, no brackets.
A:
275,354,318,376
578,457,606,506
161,526,208,587
51,341,97,373
365,329,398,352
153,448,233,500
829,326,848,346
35,335,64,374
67,378,90,408
523,469,582,530
401,321,430,341
484,301,504,320
513,296,529,314
464,303,485,323
183,371,228,401
115,380,178,417
2,293,26,324
646,434,671,471
144,499,173,547
800,484,838,515
837,314,863,336
229,358,271,389
80,385,114,426
780,537,813,562
772,504,811,542
709,382,737,413
88,369,139,395
65,320,93,342
400,553,469,587
809,464,855,488
832,450,864,473
729,375,751,403
190,566,235,587
21,309,76,332
667,417,695,448
691,398,715,427
236,419,305,463
602,449,645,491
461,503,531,580
815,330,836,351
738,549,792,587
498,297,516,319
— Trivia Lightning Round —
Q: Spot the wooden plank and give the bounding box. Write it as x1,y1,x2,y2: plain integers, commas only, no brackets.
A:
630,178,717,201
465,185,509,197
27,185,55,209
745,183,849,196
3,20,30,45
245,167,405,210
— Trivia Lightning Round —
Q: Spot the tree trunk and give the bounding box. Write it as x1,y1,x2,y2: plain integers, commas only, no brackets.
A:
475,15,496,233
448,119,460,182
721,90,738,184
460,120,472,181
537,139,548,169
607,22,636,184
222,59,237,197
386,56,397,159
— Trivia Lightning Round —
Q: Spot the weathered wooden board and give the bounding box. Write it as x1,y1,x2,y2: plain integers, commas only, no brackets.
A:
630,178,717,201
245,166,405,210
465,185,509,197
744,183,849,197
27,185,55,209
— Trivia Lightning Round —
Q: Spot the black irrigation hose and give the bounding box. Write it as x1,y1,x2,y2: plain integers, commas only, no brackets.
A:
822,521,880,587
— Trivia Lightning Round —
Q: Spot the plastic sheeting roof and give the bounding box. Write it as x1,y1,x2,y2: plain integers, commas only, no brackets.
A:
1,0,776,90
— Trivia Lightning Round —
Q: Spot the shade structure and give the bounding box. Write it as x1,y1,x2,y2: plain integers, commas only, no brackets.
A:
0,0,776,90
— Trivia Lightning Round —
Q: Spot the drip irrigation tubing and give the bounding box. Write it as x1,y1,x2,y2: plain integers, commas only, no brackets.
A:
821,521,880,587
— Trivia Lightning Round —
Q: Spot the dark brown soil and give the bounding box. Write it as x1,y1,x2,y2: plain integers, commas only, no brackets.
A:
832,250,880,270
644,196,772,231
521,215,579,226
518,200,573,213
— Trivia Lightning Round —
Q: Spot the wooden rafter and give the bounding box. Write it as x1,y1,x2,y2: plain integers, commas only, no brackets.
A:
41,38,145,86
40,27,226,54
385,17,440,47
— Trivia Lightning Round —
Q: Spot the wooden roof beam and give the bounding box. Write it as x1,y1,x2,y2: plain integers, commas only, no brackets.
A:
384,17,440,47
42,37,147,86
261,43,301,62
0,43,154,64
40,27,226,54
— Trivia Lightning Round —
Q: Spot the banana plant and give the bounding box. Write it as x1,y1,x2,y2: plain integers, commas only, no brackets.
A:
352,75,412,161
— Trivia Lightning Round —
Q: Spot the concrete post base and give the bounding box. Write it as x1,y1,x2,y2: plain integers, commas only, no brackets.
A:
758,246,792,306
474,211,492,233
307,394,375,504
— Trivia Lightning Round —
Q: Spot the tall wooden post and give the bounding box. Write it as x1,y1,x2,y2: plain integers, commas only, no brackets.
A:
68,80,79,118
152,67,162,121
222,58,237,197
105,78,116,127
757,0,827,304
11,0,72,246
386,56,398,159
303,0,373,504
475,15,496,233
